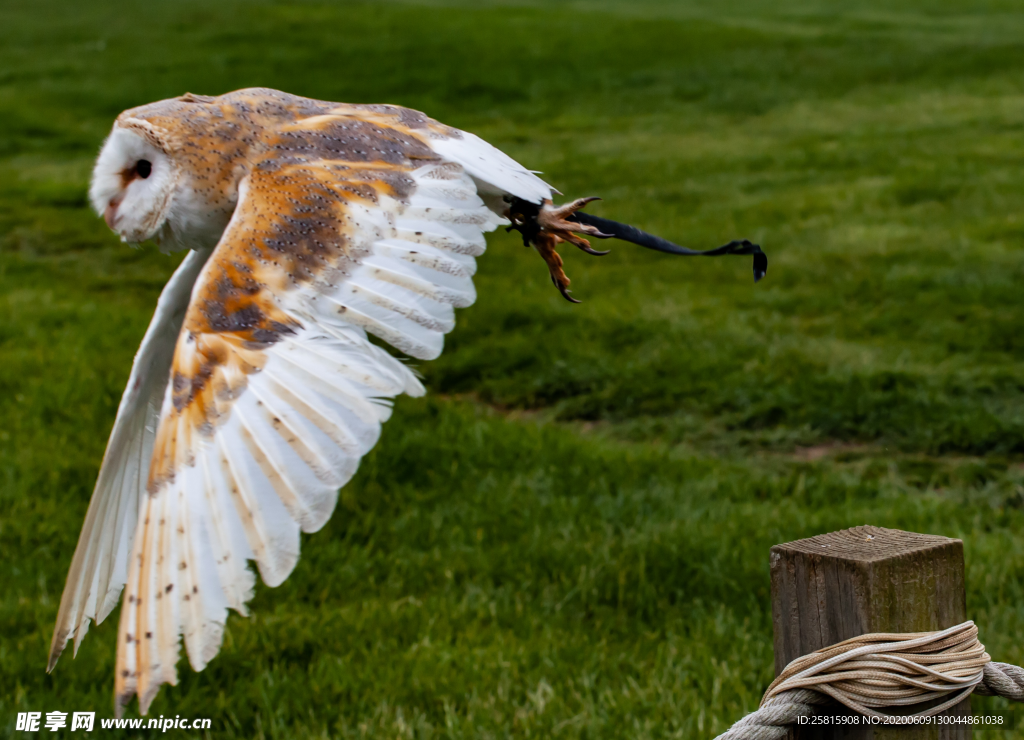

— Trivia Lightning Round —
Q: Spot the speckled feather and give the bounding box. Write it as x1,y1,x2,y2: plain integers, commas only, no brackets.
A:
48,88,553,716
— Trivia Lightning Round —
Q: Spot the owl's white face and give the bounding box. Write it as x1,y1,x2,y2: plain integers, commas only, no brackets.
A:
90,122,179,246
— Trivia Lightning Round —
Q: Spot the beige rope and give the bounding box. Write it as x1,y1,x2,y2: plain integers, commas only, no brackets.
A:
763,621,988,717
714,621,1024,740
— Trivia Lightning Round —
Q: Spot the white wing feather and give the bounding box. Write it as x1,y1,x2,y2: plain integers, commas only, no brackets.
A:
48,248,211,670
431,130,553,202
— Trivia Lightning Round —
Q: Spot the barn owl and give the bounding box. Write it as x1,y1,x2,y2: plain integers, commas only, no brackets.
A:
48,88,766,715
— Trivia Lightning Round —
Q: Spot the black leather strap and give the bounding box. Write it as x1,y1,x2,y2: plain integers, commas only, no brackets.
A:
568,211,768,283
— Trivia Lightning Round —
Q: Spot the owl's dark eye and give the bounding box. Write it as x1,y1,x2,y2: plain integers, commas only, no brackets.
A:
135,160,152,179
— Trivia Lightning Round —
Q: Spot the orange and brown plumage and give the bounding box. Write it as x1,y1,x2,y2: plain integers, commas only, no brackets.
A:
49,88,766,716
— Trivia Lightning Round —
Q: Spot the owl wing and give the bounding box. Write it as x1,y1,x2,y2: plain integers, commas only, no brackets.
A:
48,249,211,669
95,116,549,714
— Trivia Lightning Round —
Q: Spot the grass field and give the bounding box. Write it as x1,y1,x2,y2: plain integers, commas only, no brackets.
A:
3,0,1024,736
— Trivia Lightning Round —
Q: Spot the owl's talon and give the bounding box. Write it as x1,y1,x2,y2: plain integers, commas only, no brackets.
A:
530,231,580,303
506,196,609,301
558,284,582,304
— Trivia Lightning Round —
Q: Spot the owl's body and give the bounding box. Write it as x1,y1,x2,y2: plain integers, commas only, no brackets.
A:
52,88,763,715
57,88,558,714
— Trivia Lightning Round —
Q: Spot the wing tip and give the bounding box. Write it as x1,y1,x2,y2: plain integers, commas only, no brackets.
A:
137,684,161,717
46,649,62,674
114,689,132,720
114,655,182,718
46,623,74,673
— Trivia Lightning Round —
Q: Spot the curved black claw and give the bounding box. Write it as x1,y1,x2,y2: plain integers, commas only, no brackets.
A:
552,275,582,303
560,286,582,304
577,243,612,256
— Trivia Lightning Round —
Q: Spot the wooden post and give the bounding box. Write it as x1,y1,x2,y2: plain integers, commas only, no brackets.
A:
770,525,971,739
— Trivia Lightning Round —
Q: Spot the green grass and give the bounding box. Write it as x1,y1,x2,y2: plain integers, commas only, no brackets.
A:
3,0,1024,736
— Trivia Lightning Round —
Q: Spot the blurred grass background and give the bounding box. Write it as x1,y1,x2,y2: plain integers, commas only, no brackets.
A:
3,0,1024,736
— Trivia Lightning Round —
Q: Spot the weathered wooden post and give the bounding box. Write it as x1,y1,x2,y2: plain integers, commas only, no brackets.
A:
770,525,971,739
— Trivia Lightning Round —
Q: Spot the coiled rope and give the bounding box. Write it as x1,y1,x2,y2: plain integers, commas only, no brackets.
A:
715,621,1024,740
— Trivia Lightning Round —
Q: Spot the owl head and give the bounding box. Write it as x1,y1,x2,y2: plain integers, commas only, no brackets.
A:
89,118,181,246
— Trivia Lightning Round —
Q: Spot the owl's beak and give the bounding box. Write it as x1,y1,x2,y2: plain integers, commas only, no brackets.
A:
104,194,123,230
